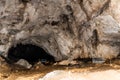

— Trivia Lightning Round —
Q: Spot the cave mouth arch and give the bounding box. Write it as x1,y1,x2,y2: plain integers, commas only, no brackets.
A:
7,43,55,65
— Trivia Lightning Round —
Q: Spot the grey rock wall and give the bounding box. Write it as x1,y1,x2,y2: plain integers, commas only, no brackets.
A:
0,0,120,62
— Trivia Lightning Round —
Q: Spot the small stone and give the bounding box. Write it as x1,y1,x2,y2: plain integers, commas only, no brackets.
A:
15,59,32,69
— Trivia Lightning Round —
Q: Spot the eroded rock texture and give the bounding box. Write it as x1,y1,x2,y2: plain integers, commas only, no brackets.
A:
0,0,120,63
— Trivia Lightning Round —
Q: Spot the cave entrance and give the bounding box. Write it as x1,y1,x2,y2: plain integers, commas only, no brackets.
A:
7,43,55,65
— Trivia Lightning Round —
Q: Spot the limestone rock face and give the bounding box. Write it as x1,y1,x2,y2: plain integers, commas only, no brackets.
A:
0,0,120,62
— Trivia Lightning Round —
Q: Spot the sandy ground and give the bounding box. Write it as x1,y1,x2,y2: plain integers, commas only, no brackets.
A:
0,58,120,80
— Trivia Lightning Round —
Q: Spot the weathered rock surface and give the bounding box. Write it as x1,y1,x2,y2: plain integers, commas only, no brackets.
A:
39,70,120,80
0,0,120,64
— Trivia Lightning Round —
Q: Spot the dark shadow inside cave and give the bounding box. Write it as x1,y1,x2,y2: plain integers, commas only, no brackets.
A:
75,58,92,63
7,43,55,65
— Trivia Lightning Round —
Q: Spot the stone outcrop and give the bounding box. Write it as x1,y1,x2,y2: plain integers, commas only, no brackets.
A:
0,0,120,64
39,70,120,80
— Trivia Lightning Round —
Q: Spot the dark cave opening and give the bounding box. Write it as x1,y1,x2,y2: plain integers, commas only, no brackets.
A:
7,44,55,65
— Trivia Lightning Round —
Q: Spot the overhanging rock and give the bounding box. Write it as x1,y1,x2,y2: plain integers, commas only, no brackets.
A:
0,0,120,65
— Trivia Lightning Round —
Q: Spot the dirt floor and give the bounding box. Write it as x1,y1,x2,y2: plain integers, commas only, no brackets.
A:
0,58,120,80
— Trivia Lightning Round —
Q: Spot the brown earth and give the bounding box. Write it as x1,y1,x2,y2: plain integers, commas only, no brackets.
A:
0,58,120,80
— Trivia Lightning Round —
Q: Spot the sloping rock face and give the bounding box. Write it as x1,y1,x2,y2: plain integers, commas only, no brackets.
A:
0,0,120,62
